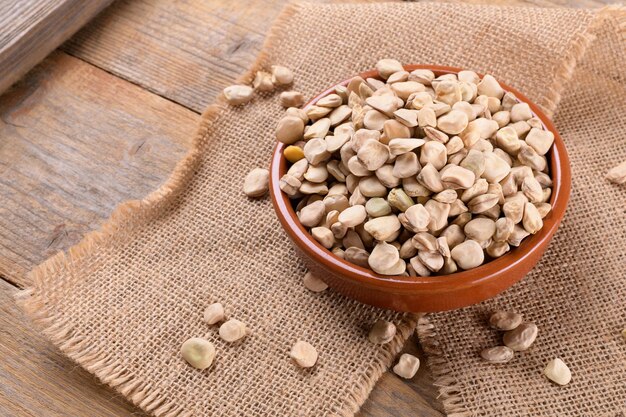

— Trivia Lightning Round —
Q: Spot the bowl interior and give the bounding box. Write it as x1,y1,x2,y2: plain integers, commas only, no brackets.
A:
270,64,571,293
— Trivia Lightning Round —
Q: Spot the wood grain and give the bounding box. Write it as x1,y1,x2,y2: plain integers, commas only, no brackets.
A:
0,51,198,287
0,0,113,95
0,272,438,417
62,0,381,113
359,335,445,417
0,279,145,416
62,0,612,113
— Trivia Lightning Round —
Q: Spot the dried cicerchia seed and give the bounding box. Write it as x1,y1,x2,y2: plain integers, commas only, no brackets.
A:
277,59,554,276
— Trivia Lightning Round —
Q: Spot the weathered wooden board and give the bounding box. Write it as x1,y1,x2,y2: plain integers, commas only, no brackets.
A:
62,0,381,113
0,280,145,416
0,51,198,287
0,273,438,417
62,0,612,113
0,0,113,95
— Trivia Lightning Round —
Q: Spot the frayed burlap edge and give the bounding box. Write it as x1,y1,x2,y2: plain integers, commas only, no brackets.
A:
416,8,626,417
14,2,419,416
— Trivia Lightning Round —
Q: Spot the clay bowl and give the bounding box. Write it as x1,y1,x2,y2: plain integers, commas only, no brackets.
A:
269,64,571,312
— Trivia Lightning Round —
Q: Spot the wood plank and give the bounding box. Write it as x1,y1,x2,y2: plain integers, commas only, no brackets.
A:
0,279,142,416
0,0,113,95
1,271,437,417
0,51,198,287
62,0,380,113
359,335,445,417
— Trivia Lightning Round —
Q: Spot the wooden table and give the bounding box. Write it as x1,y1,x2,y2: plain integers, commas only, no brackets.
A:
0,0,610,415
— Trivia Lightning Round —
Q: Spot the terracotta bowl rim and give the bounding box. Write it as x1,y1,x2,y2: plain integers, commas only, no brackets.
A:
269,64,571,294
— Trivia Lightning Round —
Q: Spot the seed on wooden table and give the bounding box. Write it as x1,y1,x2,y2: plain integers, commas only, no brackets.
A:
203,303,225,325
393,353,421,379
303,271,328,293
368,319,397,344
219,319,248,342
290,341,318,368
480,346,514,364
280,91,305,108
223,85,254,105
503,322,538,351
489,311,523,331
544,358,571,385
243,168,270,198
181,338,216,370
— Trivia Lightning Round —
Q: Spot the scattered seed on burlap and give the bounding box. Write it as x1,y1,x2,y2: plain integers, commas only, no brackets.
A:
203,303,225,325
276,59,554,275
219,319,248,342
544,358,572,385
606,160,626,184
489,311,523,331
243,168,270,198
181,337,216,370
368,319,396,344
480,346,514,364
290,341,318,368
302,271,328,293
223,85,254,106
503,322,538,351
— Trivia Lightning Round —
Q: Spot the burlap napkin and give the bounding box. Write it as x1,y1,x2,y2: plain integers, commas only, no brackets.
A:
18,2,625,416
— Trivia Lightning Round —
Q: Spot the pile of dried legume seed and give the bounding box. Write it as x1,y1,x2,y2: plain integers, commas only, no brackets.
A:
277,59,555,276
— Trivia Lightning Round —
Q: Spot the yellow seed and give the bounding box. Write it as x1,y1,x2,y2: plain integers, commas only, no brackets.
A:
284,145,305,163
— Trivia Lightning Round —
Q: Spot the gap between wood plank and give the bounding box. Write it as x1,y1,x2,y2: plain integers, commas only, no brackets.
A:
64,51,204,115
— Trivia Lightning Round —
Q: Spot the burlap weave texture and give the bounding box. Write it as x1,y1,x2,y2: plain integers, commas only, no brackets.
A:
19,2,624,417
